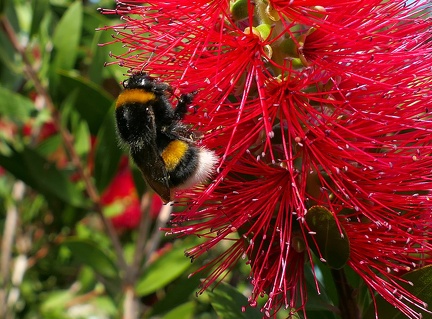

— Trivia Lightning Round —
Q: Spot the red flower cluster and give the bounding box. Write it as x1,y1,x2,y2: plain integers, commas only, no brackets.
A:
100,1,432,318
101,158,163,229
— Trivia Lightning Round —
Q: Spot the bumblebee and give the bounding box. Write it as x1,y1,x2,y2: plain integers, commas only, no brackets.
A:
115,72,218,203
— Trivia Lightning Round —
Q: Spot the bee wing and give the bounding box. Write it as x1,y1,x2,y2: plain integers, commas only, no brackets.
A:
130,108,172,203
140,154,172,203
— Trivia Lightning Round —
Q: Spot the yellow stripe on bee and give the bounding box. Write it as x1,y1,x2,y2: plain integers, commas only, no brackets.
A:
161,140,189,171
115,89,156,109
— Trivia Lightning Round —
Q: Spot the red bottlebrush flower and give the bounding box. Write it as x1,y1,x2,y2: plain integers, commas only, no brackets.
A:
110,199,141,230
100,1,432,318
101,159,142,229
101,158,164,229
149,194,163,219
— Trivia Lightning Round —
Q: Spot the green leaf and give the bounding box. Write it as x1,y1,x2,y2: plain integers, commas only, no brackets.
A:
0,0,7,15
58,71,114,135
0,30,18,80
305,206,350,269
150,271,203,316
40,290,75,317
208,282,262,319
73,118,91,157
136,241,193,297
0,145,87,207
306,310,339,319
40,289,118,318
94,110,123,192
304,265,338,315
162,301,196,319
30,0,49,38
36,134,62,157
62,237,119,279
88,27,106,85
52,1,82,71
85,11,116,85
364,265,432,319
0,86,35,123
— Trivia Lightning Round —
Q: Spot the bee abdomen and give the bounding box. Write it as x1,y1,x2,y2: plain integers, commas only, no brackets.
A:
161,140,191,173
161,140,217,188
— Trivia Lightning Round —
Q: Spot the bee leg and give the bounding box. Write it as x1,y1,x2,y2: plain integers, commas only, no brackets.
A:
152,82,173,95
175,92,196,120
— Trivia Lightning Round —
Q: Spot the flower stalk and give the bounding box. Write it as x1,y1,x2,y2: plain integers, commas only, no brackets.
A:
331,268,360,319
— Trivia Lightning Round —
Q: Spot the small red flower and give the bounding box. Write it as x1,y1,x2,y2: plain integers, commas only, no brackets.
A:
101,159,164,229
101,160,142,229
101,1,432,318
149,194,163,219
110,200,141,230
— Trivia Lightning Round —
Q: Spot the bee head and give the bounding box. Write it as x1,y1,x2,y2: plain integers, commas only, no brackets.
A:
123,72,172,95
